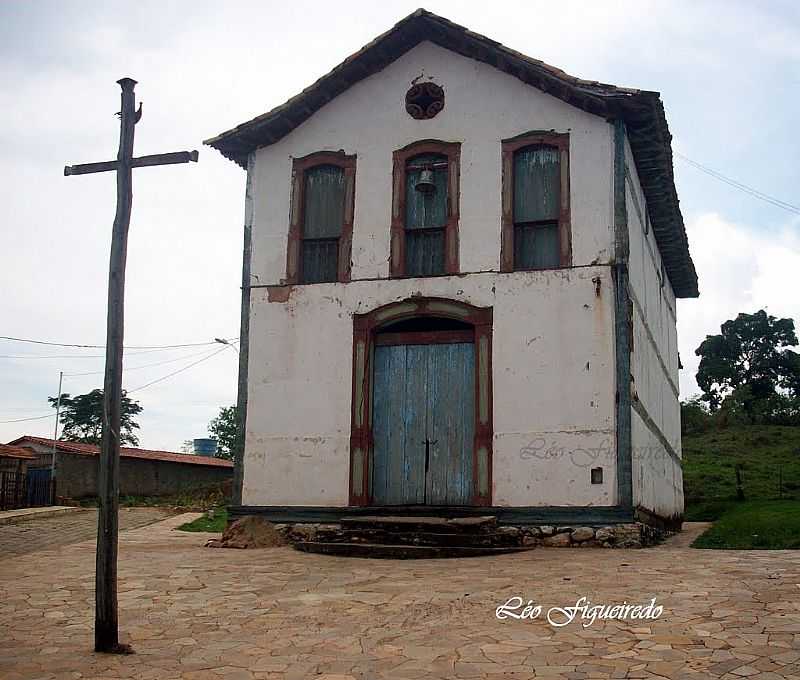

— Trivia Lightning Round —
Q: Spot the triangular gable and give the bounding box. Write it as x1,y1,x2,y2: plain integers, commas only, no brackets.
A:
205,8,697,298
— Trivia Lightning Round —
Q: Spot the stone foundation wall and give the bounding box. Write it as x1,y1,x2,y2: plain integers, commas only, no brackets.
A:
273,521,670,549
513,523,668,548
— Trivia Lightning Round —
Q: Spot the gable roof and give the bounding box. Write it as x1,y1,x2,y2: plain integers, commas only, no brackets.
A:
205,8,698,298
9,436,234,468
0,443,36,460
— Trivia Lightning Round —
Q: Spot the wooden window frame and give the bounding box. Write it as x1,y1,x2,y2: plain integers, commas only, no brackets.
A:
390,140,461,277
349,298,493,507
500,131,571,272
286,151,356,284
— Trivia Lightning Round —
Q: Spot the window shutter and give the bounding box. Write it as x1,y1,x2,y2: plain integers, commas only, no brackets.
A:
513,146,560,222
303,165,345,239
405,158,448,230
513,145,561,269
404,153,447,277
301,164,345,283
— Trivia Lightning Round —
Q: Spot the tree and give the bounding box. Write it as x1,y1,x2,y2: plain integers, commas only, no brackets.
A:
208,406,239,461
48,389,142,446
680,395,712,435
695,310,800,422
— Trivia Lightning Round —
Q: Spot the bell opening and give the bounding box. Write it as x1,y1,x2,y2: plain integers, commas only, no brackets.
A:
414,168,436,194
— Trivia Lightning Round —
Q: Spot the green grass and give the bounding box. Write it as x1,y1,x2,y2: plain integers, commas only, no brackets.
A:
683,499,738,522
177,507,228,532
682,425,800,548
692,500,800,549
683,425,800,515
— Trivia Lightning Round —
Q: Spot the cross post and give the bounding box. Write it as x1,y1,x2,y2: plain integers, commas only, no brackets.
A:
64,77,198,654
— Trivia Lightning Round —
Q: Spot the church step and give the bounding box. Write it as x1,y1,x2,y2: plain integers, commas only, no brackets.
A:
314,527,521,547
292,541,530,560
338,515,498,534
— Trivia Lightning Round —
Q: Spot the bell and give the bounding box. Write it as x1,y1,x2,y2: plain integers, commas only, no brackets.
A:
415,168,436,194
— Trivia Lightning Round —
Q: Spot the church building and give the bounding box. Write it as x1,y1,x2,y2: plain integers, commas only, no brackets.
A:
206,9,698,545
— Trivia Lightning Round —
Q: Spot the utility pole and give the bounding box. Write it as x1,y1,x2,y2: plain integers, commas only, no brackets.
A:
64,78,198,653
50,371,63,504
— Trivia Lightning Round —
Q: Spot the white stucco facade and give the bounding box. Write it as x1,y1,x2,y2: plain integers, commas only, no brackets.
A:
236,40,684,520
624,139,684,520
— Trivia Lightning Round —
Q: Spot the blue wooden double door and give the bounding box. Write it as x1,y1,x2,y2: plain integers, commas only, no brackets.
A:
372,341,475,505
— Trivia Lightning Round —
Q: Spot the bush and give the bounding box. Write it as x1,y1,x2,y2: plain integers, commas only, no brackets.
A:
681,396,713,435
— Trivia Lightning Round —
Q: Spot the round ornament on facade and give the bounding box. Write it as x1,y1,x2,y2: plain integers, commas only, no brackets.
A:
405,82,445,120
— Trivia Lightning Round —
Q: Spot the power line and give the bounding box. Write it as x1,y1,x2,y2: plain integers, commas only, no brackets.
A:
0,335,237,350
1,342,238,425
675,152,800,215
0,413,54,424
126,344,232,393
0,341,239,361
1,352,166,360
64,345,234,377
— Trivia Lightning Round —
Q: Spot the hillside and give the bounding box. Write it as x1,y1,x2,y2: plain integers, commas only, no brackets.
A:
682,425,800,521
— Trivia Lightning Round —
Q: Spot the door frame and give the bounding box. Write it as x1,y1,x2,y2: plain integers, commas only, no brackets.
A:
349,297,493,507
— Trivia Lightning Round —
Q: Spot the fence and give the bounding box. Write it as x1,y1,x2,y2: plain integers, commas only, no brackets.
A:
0,470,53,510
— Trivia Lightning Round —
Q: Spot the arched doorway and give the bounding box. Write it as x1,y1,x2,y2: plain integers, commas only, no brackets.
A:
349,298,493,507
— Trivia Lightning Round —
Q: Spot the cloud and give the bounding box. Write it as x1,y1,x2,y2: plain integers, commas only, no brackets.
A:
0,0,797,449
677,213,800,397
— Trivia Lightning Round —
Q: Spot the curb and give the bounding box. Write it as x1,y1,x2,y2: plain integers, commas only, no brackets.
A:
0,506,85,526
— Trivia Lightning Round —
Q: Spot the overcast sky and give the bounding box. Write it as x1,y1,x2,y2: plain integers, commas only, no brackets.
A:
1,0,798,450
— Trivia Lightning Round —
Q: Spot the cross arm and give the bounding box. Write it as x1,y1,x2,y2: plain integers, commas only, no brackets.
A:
64,150,199,176
131,150,199,169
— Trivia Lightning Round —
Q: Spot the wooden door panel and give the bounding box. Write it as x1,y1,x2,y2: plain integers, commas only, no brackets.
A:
427,343,474,505
403,345,428,504
372,341,474,506
372,344,426,505
371,344,400,504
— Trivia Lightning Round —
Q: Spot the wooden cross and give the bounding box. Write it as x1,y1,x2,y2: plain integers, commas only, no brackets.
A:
64,77,198,654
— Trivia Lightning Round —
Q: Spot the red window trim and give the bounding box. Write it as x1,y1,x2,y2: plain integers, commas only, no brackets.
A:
500,131,571,272
285,150,356,284
390,140,461,278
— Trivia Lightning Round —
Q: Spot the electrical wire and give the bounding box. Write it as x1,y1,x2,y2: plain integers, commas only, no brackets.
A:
1,342,238,423
0,335,238,350
126,344,233,394
63,345,234,377
0,413,54,424
0,341,239,361
675,152,800,216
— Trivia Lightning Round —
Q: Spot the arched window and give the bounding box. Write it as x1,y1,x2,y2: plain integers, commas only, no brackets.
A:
501,132,570,271
390,140,460,278
286,152,355,284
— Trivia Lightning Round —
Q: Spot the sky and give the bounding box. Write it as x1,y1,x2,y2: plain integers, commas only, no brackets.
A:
1,0,798,450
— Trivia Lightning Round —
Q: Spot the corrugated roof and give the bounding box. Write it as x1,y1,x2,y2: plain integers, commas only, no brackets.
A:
204,8,698,298
8,436,234,468
0,443,36,460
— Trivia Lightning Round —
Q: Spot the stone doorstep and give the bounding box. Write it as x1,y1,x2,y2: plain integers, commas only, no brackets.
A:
0,506,84,525
293,541,530,559
339,515,498,533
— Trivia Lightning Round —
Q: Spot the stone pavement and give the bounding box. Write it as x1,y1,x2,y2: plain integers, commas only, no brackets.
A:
0,514,799,680
0,506,174,558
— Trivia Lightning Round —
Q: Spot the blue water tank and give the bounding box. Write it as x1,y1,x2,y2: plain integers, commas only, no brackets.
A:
193,438,218,456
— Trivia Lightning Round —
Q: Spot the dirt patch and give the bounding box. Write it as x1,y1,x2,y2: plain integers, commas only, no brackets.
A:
205,515,286,549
